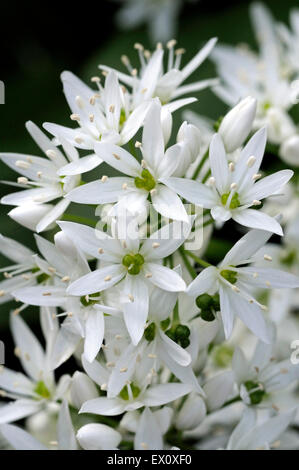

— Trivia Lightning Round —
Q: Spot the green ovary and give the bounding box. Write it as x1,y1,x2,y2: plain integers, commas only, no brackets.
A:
34,381,51,399
80,292,101,307
221,192,240,209
122,253,145,275
119,383,141,401
119,108,126,127
244,380,265,405
212,344,234,368
220,269,238,284
134,169,156,192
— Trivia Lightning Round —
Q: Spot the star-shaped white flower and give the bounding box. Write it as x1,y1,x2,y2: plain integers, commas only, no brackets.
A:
186,226,299,341
58,218,190,344
67,100,191,222
162,128,293,234
0,122,81,232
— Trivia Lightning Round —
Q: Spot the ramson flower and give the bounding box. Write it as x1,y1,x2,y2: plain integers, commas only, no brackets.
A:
100,37,218,106
162,128,293,234
232,324,299,407
12,231,121,365
58,219,190,344
225,407,295,450
186,226,299,342
67,100,192,222
0,315,71,425
211,4,299,153
43,71,151,155
0,122,81,232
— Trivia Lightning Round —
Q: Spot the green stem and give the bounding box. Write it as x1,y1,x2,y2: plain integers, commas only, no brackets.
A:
202,168,211,183
202,217,214,228
172,301,180,328
178,246,197,278
192,150,209,180
221,395,241,408
61,213,97,228
184,250,211,268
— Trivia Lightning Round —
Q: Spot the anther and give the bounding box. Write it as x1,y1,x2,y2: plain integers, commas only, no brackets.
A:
62,276,70,282
113,153,121,160
17,177,29,184
101,175,108,182
247,155,256,167
104,275,112,282
263,254,272,261
229,162,235,172
70,113,80,121
98,248,104,254
152,242,160,248
167,39,177,49
15,160,30,169
252,200,262,206
75,96,84,108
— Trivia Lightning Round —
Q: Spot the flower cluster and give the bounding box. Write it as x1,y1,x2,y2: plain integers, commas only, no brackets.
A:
0,5,299,451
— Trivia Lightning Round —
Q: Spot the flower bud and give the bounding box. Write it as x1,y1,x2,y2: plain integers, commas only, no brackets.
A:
176,393,207,430
219,96,257,152
173,122,201,177
279,134,299,167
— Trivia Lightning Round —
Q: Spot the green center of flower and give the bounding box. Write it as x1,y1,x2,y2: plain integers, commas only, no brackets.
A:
196,293,220,322
165,324,191,349
119,383,141,401
119,108,126,127
280,249,297,267
122,253,145,275
31,267,51,284
80,292,101,307
144,322,156,341
220,269,238,284
134,169,156,192
244,380,265,405
221,192,240,209
34,380,51,399
212,344,234,368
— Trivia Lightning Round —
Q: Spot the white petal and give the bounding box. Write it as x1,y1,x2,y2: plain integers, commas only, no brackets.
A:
134,408,163,450
211,205,231,222
94,143,141,177
161,177,215,208
0,423,46,450
219,285,235,339
67,265,125,296
181,38,217,80
209,133,229,193
232,209,283,235
8,204,56,232
80,397,125,416
221,227,273,266
147,263,186,292
77,423,121,450
58,154,102,176
143,383,192,407
0,399,41,424
203,371,234,411
1,186,63,206
123,276,149,345
69,372,98,409
84,309,105,363
10,314,46,382
142,100,164,171
0,367,34,396
13,285,67,307
152,185,189,223
66,177,132,204
243,169,293,203
58,400,78,450
186,266,217,297
36,199,70,233
0,234,34,263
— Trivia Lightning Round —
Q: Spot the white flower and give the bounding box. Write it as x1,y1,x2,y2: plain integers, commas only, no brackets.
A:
0,122,81,232
279,134,299,167
43,71,151,156
186,226,299,341
0,315,71,425
67,100,192,222
58,218,190,344
114,0,183,43
162,128,293,234
0,400,78,450
218,96,257,153
100,37,218,105
226,407,296,450
232,325,299,407
12,231,120,365
212,4,299,149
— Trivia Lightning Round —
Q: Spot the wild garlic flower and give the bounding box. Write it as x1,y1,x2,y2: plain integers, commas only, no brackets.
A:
100,37,218,106
0,122,81,232
162,128,293,234
186,227,299,341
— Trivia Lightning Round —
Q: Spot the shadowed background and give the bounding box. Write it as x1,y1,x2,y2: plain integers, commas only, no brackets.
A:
0,0,297,369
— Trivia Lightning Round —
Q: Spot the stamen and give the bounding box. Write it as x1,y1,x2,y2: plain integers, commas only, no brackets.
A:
15,160,30,169
46,150,57,159
91,76,101,83
152,242,160,248
252,200,261,206
263,254,272,261
75,96,84,108
17,177,29,184
145,273,152,278
62,276,70,282
109,105,115,113
247,155,256,167
104,275,112,281
98,248,104,254
101,175,108,182
229,162,235,172
70,113,80,121
75,137,83,144
252,173,262,181
113,153,121,160
135,141,142,148
89,114,94,122
122,183,128,190
120,367,128,373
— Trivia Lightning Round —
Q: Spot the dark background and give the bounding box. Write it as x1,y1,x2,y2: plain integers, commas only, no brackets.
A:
0,0,297,370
